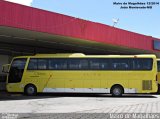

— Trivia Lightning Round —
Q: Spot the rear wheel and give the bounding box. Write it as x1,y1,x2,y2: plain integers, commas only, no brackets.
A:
111,85,123,97
24,84,37,96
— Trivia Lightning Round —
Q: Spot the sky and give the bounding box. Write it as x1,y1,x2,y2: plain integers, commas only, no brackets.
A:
4,0,160,38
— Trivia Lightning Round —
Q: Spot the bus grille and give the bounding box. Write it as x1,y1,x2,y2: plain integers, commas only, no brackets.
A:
142,80,152,90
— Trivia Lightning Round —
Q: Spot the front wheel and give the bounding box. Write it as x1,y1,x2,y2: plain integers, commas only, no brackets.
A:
111,86,123,97
24,84,37,96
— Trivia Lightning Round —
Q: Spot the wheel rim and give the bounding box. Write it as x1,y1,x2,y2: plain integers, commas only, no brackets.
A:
27,86,35,95
113,88,121,96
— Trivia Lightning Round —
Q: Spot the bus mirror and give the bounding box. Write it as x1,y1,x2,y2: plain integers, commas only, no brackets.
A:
2,64,10,73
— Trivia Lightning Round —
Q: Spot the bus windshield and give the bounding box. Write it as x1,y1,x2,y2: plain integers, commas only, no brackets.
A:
8,58,27,83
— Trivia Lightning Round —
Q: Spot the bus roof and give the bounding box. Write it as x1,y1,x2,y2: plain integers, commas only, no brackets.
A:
13,53,157,59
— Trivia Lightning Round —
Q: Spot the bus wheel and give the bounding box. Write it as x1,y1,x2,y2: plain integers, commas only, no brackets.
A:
111,85,123,97
24,84,37,96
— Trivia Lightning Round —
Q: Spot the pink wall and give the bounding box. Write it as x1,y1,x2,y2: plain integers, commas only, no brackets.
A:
0,0,159,52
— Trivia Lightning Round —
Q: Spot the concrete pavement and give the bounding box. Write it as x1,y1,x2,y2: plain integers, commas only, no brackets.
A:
0,93,160,113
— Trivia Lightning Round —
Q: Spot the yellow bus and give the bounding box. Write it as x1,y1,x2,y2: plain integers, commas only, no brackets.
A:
2,53,158,96
156,59,160,93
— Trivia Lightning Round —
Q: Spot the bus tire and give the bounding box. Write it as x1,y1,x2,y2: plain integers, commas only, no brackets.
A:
111,85,123,97
24,84,37,96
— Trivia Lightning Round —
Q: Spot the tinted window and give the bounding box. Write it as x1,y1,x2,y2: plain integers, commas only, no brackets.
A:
28,58,48,70
90,59,110,70
28,59,37,70
27,58,153,71
133,59,153,70
68,59,88,70
11,59,27,70
38,59,48,70
49,59,67,70
8,58,27,83
110,59,130,70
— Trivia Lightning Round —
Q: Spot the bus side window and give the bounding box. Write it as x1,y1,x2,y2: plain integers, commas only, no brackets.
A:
38,59,47,70
68,59,79,69
90,59,110,70
111,59,130,70
79,59,88,69
68,59,88,70
134,59,143,70
28,59,37,70
90,60,100,70
49,59,67,70
48,59,55,69
133,59,152,70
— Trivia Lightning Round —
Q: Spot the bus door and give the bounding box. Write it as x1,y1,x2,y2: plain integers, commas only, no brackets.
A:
7,58,27,92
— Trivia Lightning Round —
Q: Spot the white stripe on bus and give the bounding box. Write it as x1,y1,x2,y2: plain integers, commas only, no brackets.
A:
43,88,137,93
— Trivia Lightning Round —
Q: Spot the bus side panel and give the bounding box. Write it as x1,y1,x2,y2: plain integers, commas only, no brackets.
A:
105,71,128,92
46,71,65,88
44,71,84,92
128,71,157,93
83,71,100,88
64,71,84,88
7,83,24,92
23,70,49,92
45,71,102,93
32,70,157,94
